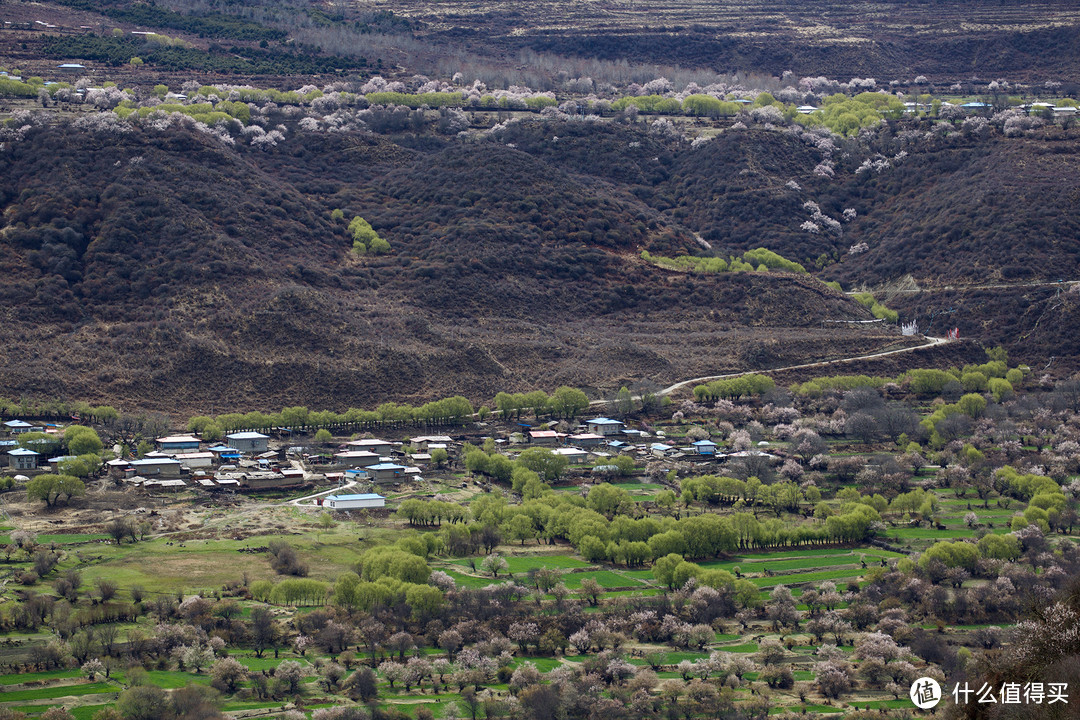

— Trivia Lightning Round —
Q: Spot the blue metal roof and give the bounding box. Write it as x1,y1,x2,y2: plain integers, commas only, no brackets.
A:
692,440,717,446
366,463,405,471
227,432,269,439
9,448,39,456
327,493,385,501
587,418,623,425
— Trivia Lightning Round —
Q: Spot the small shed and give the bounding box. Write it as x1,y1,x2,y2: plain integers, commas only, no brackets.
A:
8,448,39,470
587,418,625,436
322,493,386,510
650,443,675,457
692,440,718,456
226,432,270,453
144,478,186,491
208,445,242,461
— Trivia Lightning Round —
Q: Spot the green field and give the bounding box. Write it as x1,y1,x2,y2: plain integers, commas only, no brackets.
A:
0,533,110,545
749,568,864,588
503,554,592,572
562,570,635,589
0,681,118,702
0,669,81,685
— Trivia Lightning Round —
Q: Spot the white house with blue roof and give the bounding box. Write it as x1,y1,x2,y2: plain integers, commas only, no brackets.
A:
4,420,37,434
586,418,625,436
650,442,675,457
692,440,718,455
363,463,406,484
8,447,39,470
322,493,386,510
156,435,201,453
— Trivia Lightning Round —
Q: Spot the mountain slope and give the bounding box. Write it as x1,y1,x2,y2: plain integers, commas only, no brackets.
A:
0,119,894,413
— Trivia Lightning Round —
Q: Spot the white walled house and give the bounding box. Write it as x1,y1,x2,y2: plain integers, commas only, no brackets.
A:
8,448,39,470
333,451,382,468
173,452,214,469
322,493,386,510
129,457,184,477
156,436,201,453
346,439,394,454
553,447,588,464
226,432,270,453
4,420,37,434
586,418,625,436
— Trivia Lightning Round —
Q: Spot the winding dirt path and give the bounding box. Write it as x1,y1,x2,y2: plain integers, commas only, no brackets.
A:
585,334,950,407
657,335,949,397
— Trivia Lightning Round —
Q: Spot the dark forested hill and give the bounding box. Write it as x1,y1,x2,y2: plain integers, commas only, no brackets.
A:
0,118,901,412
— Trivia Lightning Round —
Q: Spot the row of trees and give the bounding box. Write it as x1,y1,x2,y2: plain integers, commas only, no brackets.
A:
180,385,595,437
693,374,776,403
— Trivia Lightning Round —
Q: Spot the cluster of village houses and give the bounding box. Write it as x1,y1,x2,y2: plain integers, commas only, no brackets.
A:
3,416,773,510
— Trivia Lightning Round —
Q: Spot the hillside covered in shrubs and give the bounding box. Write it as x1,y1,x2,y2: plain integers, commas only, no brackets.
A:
0,115,896,412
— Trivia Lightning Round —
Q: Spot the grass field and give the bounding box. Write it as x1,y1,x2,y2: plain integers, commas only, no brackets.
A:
886,526,1010,540
448,553,591,575
561,570,634,589
0,669,81,685
0,681,118,702
0,533,111,545
749,568,864,588
440,569,498,589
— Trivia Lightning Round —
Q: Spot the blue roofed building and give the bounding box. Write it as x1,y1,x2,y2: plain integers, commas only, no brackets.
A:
692,440,718,455
156,435,201,453
363,463,406,484
586,418,625,436
8,448,39,470
322,493,386,509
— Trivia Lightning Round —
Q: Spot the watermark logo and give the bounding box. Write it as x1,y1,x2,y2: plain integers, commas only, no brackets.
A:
952,682,1068,705
911,677,942,709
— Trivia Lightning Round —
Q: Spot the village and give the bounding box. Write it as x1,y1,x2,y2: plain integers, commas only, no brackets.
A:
3,412,777,509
